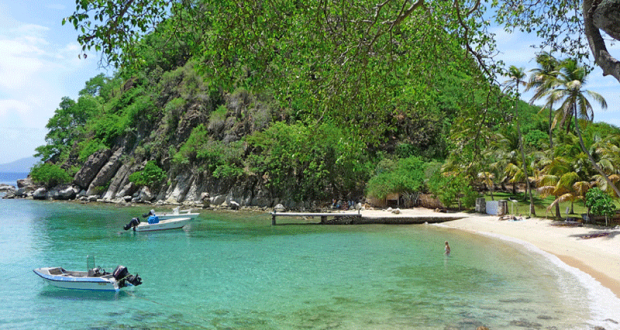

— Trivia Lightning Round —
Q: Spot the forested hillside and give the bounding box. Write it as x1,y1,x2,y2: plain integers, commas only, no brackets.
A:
22,0,620,211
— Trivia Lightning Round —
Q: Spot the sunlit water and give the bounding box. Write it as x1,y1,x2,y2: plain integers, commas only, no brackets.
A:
1,198,617,329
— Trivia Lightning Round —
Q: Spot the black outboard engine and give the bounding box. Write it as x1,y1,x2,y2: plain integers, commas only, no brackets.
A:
126,273,143,286
113,265,142,288
123,217,141,230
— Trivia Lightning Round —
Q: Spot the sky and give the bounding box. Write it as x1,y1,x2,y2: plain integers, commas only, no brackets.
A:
0,1,618,165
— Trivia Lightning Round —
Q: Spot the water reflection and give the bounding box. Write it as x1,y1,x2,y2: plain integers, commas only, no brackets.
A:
38,288,128,301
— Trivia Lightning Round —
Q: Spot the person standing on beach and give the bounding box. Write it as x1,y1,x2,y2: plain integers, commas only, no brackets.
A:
444,241,451,255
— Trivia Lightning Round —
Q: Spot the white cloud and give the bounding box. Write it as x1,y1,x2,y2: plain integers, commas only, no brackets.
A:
0,6,102,163
0,99,29,120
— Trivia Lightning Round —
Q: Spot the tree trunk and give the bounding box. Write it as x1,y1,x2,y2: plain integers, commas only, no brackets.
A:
548,107,554,150
514,101,536,216
555,202,561,219
583,0,620,83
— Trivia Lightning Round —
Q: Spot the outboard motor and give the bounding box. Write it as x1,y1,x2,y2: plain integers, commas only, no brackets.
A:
113,265,142,288
123,217,140,230
126,273,142,286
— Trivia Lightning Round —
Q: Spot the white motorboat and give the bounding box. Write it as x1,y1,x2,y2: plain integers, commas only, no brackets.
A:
33,256,142,292
153,207,200,220
124,216,192,232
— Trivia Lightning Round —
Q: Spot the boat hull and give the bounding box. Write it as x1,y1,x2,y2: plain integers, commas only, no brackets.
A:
156,213,199,220
135,217,192,232
33,267,119,291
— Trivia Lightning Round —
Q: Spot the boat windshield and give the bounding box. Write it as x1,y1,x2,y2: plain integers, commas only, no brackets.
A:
86,254,95,270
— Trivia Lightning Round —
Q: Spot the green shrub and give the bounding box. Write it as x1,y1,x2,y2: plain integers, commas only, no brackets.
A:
585,187,617,222
129,161,167,188
428,170,477,209
77,140,108,162
366,156,427,199
30,163,73,188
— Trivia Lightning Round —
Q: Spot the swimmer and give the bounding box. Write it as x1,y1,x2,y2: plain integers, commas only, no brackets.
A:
444,241,451,255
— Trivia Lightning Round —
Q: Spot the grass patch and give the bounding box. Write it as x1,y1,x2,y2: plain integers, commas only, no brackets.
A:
482,191,620,220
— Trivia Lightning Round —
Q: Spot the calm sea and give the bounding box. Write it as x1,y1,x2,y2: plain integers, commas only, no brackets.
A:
1,199,618,329
0,172,28,187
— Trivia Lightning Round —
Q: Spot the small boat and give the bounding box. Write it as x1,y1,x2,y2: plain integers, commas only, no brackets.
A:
123,216,192,232
152,207,200,220
33,256,142,292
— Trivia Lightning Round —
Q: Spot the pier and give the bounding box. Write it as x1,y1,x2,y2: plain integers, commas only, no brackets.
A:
270,210,465,225
270,211,361,225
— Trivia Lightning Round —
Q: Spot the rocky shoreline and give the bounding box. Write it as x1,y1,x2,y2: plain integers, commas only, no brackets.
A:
1,176,361,215
1,177,272,212
1,148,342,211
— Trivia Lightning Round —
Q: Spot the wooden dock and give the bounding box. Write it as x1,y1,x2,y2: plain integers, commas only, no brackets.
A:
271,211,361,225
270,210,464,225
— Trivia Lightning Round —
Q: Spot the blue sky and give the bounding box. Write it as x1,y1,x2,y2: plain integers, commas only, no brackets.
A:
0,1,618,164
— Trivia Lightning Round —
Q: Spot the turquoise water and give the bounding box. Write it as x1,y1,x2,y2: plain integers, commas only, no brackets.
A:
0,198,606,329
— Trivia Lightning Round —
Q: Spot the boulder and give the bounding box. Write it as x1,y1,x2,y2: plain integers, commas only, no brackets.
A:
0,184,16,192
16,177,33,189
74,149,113,188
57,186,78,200
274,204,286,212
87,195,98,202
2,191,16,199
103,162,136,200
86,148,124,195
164,173,194,203
211,195,226,206
139,187,154,202
230,200,240,210
32,188,47,200
116,182,138,199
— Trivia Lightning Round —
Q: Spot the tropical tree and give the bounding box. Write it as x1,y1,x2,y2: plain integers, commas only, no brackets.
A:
504,66,536,216
527,52,560,150
585,187,617,226
477,171,495,200
545,59,620,198
536,156,590,219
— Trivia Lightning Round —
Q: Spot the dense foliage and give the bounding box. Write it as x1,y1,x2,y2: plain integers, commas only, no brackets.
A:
128,161,167,189
30,163,73,188
585,187,617,219
28,0,620,216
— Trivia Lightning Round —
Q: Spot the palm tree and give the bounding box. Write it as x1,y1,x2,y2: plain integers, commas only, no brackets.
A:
478,171,495,200
527,52,560,150
545,59,620,198
535,156,589,218
504,66,536,216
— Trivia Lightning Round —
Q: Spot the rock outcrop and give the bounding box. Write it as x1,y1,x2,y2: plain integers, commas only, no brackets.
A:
74,149,113,189
32,188,47,200
86,148,124,195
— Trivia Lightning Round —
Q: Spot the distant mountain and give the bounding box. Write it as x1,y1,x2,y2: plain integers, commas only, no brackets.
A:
0,156,39,173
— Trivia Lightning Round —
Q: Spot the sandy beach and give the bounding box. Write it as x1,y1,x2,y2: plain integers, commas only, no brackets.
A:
360,207,620,299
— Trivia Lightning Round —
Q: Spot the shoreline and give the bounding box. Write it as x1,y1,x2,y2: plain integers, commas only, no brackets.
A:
436,213,620,299
353,207,620,298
